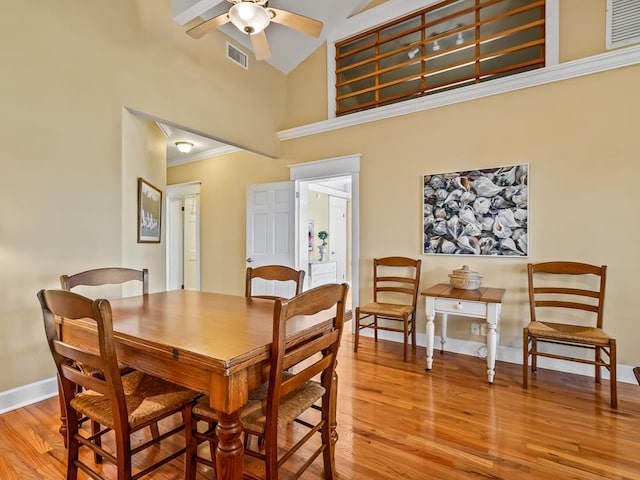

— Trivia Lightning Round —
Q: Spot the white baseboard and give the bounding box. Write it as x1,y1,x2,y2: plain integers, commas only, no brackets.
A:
359,330,637,384
0,377,58,415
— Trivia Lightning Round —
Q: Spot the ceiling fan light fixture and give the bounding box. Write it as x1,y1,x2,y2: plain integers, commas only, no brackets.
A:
175,141,194,153
229,2,271,35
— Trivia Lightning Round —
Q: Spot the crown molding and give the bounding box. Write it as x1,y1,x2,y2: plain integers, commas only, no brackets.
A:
155,122,172,138
167,144,242,167
278,44,640,142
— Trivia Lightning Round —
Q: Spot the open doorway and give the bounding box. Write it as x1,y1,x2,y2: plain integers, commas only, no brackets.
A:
166,182,201,291
290,155,360,316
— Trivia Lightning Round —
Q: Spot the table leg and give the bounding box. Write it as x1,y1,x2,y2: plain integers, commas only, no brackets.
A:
486,322,497,383
215,410,244,480
440,312,448,353
425,313,434,370
327,368,339,478
485,303,501,384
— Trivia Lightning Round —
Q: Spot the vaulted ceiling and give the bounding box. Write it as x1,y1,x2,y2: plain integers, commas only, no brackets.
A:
171,0,377,73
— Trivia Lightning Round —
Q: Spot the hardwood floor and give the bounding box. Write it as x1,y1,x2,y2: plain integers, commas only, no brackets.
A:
2,329,640,479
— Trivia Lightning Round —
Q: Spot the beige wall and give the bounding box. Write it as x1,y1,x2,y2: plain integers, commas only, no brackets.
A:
280,64,640,365
167,151,290,295
121,112,167,294
278,0,640,365
0,0,286,392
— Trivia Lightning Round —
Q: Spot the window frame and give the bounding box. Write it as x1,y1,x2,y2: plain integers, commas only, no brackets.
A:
326,0,559,119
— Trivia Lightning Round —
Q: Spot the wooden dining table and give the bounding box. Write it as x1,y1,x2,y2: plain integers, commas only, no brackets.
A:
58,289,339,480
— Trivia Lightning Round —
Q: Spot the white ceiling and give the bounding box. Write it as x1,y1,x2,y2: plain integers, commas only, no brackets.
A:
171,0,374,74
158,122,241,167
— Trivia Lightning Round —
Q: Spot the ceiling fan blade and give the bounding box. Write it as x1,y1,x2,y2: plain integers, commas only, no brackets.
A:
186,13,230,39
268,8,323,38
250,30,272,60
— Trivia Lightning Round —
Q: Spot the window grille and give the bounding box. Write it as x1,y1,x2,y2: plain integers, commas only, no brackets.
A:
335,0,546,116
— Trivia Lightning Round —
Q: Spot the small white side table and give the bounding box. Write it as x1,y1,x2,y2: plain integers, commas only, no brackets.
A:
422,283,506,383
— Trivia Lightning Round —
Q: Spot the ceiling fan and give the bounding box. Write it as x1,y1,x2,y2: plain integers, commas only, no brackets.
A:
186,0,324,61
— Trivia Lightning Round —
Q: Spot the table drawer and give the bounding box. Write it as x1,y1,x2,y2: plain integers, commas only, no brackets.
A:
434,298,487,317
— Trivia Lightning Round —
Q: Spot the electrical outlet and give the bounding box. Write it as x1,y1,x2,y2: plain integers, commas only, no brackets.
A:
471,323,480,335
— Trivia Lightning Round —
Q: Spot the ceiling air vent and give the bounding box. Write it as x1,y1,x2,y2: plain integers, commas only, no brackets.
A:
227,42,248,69
606,0,640,49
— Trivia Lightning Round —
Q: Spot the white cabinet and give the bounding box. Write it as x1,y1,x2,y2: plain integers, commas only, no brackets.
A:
308,261,337,288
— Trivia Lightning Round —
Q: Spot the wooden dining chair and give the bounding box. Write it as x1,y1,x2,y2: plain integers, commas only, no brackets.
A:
245,265,305,300
185,282,349,480
523,261,617,408
37,288,198,480
353,257,422,362
60,267,160,444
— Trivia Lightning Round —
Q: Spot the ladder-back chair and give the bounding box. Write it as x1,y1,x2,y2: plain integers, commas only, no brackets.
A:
523,261,617,408
354,257,422,362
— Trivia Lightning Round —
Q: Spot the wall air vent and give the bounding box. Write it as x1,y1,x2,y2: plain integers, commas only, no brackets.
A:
606,0,640,49
227,42,248,69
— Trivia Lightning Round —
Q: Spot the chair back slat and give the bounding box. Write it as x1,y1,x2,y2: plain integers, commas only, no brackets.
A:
245,265,305,300
61,267,149,295
53,340,104,371
280,356,333,398
534,300,600,313
534,286,600,299
60,364,109,396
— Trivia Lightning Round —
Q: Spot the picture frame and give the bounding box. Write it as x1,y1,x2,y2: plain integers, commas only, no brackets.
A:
423,164,528,256
137,178,162,243
308,220,314,251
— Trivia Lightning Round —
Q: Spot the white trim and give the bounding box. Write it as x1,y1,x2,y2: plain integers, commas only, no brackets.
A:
167,145,242,168
0,376,58,415
309,183,351,199
359,330,638,384
546,0,560,66
284,44,640,141
288,154,361,179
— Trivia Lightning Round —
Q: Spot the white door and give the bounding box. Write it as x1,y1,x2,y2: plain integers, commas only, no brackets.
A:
329,196,348,283
183,196,198,290
246,181,297,298
166,182,201,291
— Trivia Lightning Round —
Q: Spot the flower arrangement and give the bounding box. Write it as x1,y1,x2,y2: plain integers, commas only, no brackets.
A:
317,230,328,246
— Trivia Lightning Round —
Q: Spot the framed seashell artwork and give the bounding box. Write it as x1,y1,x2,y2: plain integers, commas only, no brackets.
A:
423,164,528,256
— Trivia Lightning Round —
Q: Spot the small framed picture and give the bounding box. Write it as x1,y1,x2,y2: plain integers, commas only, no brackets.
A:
137,178,162,243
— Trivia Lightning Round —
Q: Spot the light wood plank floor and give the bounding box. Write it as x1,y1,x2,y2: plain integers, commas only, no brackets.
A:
2,330,640,479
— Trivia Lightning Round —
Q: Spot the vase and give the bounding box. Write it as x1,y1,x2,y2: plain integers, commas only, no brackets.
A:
318,244,327,261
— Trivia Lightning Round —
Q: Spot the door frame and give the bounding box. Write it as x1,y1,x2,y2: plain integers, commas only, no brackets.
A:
289,154,360,314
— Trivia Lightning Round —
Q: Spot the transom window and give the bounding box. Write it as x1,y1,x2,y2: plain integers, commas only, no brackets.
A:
335,0,546,116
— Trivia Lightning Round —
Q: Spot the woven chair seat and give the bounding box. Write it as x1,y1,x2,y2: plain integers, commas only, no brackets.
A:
71,370,199,430
192,379,324,433
359,301,413,318
526,321,612,345
242,381,325,433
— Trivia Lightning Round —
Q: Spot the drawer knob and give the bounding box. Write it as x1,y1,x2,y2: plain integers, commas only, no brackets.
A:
455,302,464,310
